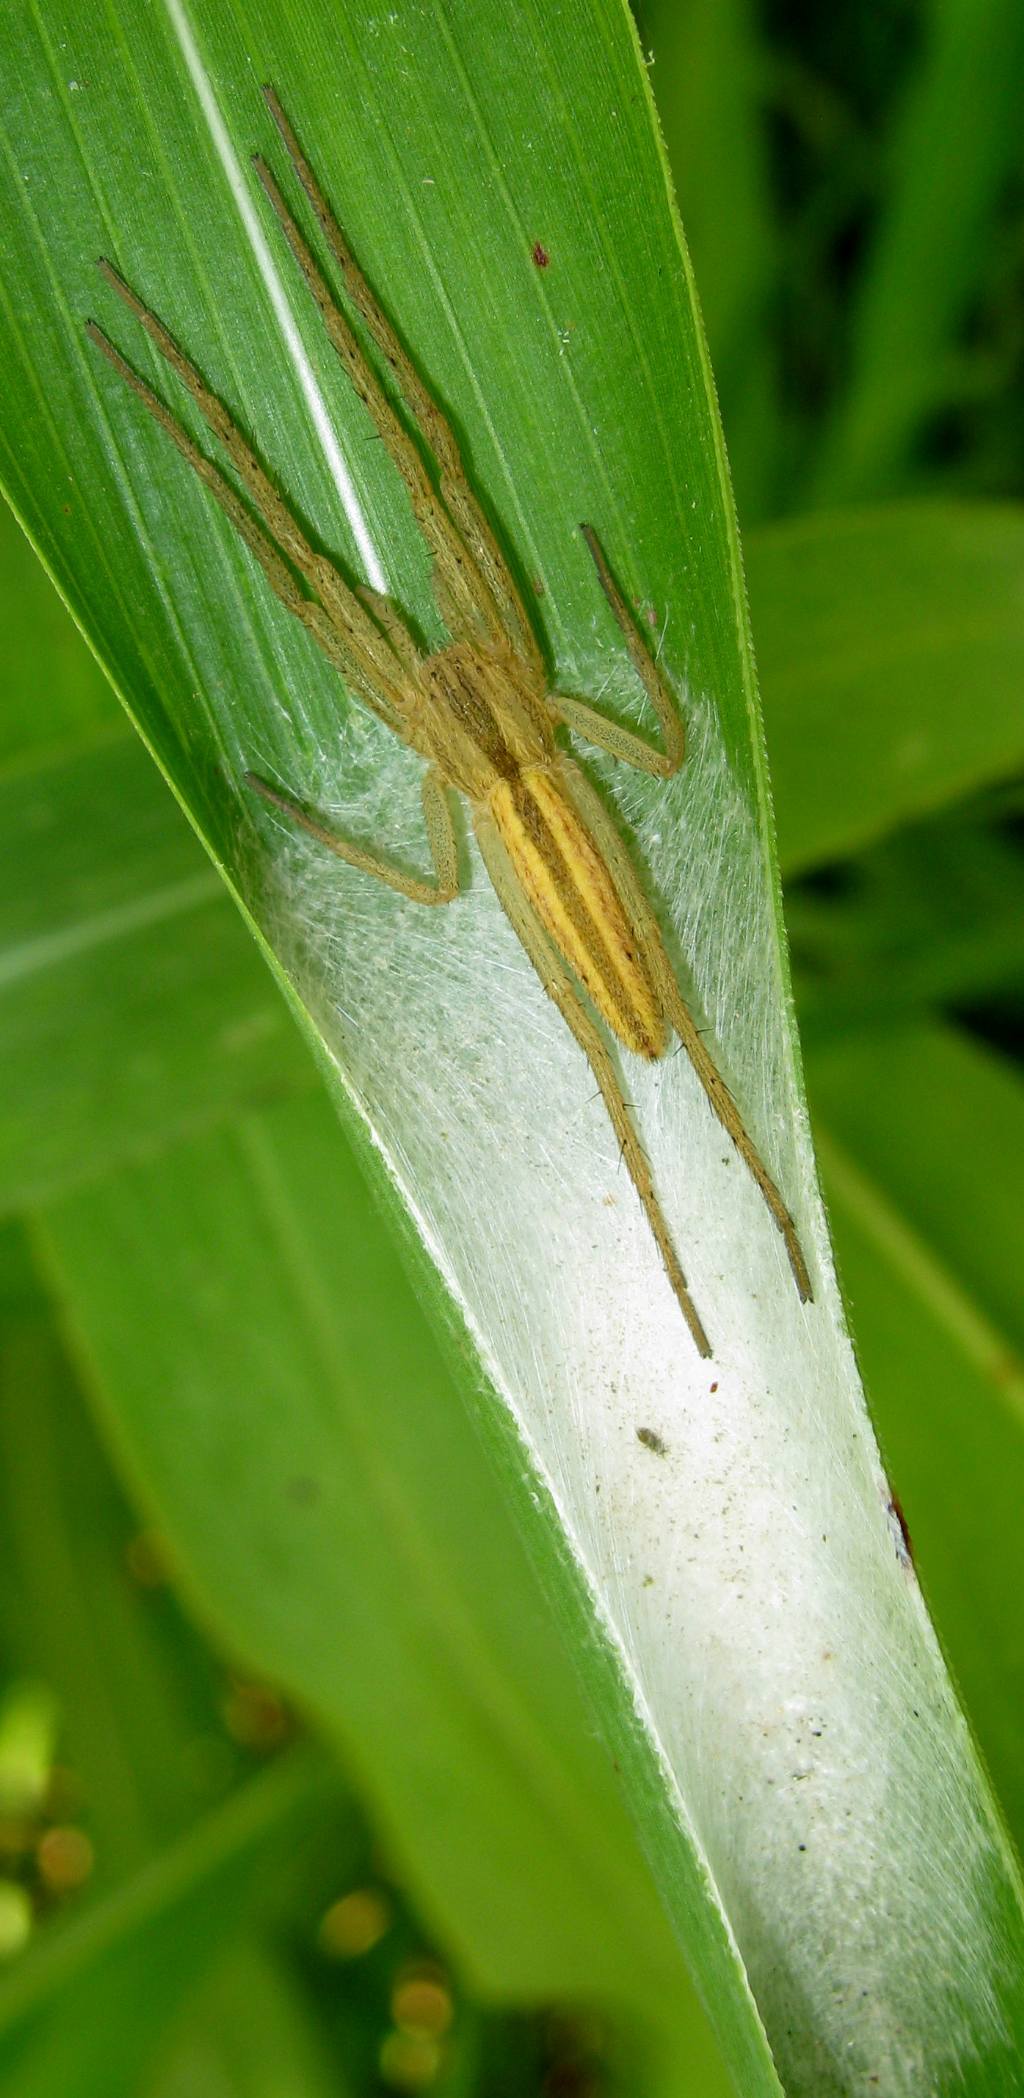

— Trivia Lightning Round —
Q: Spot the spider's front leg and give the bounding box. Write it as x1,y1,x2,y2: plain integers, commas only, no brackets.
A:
552,525,685,777
87,268,413,729
259,88,544,677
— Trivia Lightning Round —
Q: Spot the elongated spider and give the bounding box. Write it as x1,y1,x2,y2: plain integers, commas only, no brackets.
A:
88,86,811,1355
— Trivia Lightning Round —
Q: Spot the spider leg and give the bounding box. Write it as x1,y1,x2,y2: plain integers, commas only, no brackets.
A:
89,320,403,729
659,974,812,1301
247,762,459,905
357,584,424,677
556,754,812,1302
90,267,412,721
253,150,481,645
553,691,680,777
261,87,543,674
475,810,711,1354
553,526,685,776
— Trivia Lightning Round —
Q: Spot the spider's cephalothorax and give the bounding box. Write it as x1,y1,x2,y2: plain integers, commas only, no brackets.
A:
87,86,812,1357
413,639,554,794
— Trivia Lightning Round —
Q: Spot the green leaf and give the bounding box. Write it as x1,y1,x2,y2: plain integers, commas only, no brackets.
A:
0,495,311,1208
747,502,1024,872
35,1089,730,2093
3,5,1023,2087
0,735,312,1213
0,499,117,771
639,0,782,518
148,1943,354,2098
808,0,1024,502
0,1745,344,2098
808,1021,1024,1852
788,807,1024,1043
0,1226,228,1878
0,1221,359,2093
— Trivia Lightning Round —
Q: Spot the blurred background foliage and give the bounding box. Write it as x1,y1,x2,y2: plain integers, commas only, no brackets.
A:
1,1,1023,2093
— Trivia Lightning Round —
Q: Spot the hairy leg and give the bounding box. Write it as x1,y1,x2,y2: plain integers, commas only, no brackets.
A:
552,526,685,775
553,690,681,777
475,814,711,1354
261,88,544,675
357,584,424,677
247,762,459,905
252,151,483,644
88,286,410,724
658,971,811,1301
555,756,813,1303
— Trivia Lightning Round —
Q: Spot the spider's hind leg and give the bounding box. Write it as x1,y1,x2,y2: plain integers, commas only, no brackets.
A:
475,812,712,1355
557,756,813,1305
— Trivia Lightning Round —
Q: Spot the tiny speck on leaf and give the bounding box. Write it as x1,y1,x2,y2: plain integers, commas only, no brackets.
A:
636,1426,668,1457
531,240,550,268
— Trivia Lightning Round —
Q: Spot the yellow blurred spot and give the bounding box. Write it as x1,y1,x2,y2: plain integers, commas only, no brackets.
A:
378,2028,441,2088
0,1881,32,1959
392,1963,454,2038
0,1683,58,1815
36,1825,95,1894
319,1887,391,1959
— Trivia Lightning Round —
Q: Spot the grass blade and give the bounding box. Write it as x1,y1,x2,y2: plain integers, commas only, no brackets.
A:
2,3,1023,2086
809,0,1024,502
748,501,1024,872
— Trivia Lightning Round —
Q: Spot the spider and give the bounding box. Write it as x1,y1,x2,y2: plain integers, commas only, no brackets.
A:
87,86,811,1357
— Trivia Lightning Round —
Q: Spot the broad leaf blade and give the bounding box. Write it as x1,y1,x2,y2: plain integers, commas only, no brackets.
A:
36,1091,732,2089
748,502,1024,873
809,1024,1024,1857
3,4,1023,2089
0,735,311,1212
0,500,116,769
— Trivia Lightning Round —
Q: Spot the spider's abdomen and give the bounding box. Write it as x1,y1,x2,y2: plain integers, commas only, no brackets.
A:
489,767,666,1060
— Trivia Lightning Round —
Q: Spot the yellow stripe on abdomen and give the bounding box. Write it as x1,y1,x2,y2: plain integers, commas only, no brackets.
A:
489,769,666,1059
